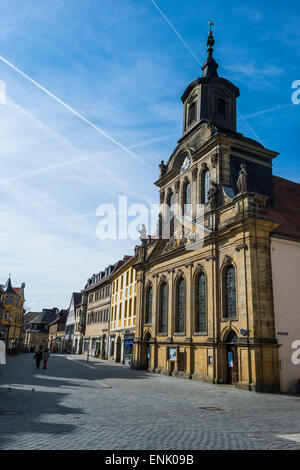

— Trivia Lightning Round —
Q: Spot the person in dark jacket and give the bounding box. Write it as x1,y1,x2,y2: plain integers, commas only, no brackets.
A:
33,346,43,368
42,348,50,370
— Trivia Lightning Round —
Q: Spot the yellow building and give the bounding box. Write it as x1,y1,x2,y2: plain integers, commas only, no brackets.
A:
0,277,25,350
108,255,137,364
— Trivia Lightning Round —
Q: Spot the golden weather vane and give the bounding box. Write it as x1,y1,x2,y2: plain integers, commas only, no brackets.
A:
209,21,214,35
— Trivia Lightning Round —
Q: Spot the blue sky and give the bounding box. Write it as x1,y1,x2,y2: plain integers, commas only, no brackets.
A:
0,0,299,310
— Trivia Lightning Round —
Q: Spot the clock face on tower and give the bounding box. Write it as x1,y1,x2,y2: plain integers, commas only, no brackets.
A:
181,154,191,173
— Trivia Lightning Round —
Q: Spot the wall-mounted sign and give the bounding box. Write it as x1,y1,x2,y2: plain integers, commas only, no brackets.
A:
277,332,289,336
168,347,177,361
228,351,233,368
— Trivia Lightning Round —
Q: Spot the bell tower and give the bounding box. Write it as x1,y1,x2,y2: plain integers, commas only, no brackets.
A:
181,23,240,135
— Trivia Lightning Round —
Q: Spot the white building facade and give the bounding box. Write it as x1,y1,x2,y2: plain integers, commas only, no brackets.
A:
271,236,300,393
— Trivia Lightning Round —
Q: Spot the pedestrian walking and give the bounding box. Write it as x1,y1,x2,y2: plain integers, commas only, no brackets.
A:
33,346,43,369
42,347,50,370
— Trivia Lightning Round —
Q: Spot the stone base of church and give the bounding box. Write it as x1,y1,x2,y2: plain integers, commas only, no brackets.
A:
191,373,215,384
133,341,281,393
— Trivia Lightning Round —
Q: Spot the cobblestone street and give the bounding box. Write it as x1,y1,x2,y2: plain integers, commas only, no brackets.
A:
0,353,300,450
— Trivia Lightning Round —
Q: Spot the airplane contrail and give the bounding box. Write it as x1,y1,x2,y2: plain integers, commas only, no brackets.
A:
149,0,202,67
0,55,155,170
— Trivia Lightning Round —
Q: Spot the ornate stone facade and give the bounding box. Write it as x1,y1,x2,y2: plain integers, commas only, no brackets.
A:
131,31,281,393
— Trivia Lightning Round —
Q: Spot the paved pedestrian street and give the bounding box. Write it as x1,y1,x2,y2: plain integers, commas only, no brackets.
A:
0,353,300,450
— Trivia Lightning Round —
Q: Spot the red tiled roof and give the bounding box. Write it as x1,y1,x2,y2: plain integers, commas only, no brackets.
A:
268,176,300,240
0,284,22,295
110,256,135,278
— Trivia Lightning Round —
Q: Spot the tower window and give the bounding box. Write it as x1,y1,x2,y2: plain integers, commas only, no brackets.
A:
216,98,226,119
188,101,197,126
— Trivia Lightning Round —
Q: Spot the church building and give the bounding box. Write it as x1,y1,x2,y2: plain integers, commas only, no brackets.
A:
132,26,300,393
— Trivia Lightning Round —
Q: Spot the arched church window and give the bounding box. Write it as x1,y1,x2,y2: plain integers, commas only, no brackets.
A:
202,169,210,204
183,181,191,215
145,286,153,324
168,192,174,236
175,278,185,333
168,192,174,221
159,282,168,333
188,101,197,126
224,265,237,319
196,272,206,332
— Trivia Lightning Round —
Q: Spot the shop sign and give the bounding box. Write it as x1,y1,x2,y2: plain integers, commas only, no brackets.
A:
168,347,177,361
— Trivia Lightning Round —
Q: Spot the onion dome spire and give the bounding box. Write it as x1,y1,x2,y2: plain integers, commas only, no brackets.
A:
201,21,219,78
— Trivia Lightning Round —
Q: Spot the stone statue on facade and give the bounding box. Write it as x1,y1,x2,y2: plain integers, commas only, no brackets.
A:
159,160,167,177
237,163,247,194
208,180,218,209
139,224,147,242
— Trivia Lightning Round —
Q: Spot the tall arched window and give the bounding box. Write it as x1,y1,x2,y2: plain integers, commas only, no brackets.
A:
176,278,185,333
183,181,191,215
196,272,206,332
224,265,237,319
168,192,174,236
188,101,197,126
159,282,168,333
202,169,210,204
168,192,174,220
145,286,153,324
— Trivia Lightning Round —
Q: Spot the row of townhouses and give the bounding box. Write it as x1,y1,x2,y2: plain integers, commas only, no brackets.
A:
45,255,138,366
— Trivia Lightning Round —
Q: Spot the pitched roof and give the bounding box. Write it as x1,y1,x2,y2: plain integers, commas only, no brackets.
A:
24,312,42,324
268,176,300,240
73,292,82,307
109,255,136,280
49,309,68,326
84,258,129,292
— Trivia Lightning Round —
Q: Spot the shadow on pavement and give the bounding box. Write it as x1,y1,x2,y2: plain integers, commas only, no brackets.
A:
0,353,149,449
